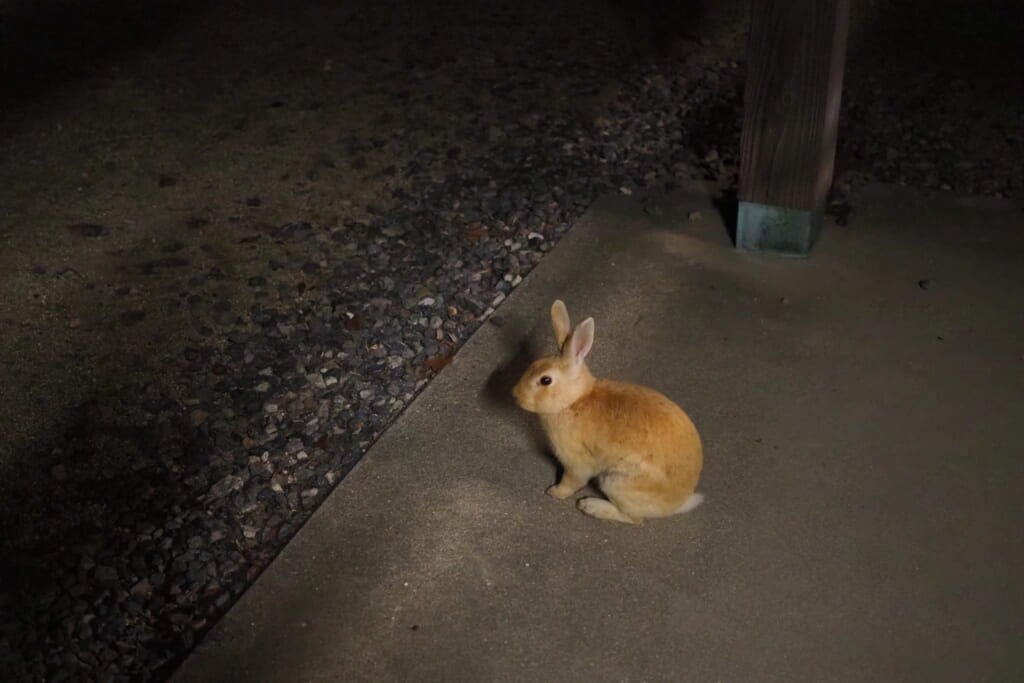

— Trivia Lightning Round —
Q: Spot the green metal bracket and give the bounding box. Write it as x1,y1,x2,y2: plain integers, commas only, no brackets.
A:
736,201,823,258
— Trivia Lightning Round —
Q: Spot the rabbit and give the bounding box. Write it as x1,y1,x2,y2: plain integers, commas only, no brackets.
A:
512,299,703,524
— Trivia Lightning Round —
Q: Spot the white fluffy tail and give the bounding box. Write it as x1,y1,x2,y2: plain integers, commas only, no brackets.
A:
673,492,705,515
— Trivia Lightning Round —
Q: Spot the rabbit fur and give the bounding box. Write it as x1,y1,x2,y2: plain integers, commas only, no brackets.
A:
513,300,703,524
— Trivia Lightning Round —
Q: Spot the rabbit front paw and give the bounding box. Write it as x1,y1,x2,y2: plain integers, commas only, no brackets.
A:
546,483,577,500
577,497,641,524
547,470,588,500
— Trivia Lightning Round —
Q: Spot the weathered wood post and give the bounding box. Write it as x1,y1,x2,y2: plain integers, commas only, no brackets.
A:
737,0,851,256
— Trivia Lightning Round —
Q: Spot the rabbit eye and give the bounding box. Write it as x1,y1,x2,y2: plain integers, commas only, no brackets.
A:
539,376,553,386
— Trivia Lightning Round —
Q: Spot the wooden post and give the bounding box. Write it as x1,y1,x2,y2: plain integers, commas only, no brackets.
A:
737,0,850,257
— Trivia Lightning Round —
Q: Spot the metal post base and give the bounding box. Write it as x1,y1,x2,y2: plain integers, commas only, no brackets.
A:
736,201,823,257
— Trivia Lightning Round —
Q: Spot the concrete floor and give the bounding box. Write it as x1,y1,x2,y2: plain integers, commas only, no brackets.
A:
172,184,1024,683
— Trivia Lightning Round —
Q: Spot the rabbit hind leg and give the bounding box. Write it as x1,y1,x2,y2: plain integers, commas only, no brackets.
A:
577,496,641,524
598,471,682,521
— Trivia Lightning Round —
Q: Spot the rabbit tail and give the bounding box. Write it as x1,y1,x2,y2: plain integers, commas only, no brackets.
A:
673,492,704,515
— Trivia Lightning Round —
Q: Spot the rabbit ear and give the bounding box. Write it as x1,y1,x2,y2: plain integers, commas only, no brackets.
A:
551,300,571,350
563,317,595,367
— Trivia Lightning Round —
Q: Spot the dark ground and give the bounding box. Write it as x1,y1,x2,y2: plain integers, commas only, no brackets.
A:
0,0,1021,680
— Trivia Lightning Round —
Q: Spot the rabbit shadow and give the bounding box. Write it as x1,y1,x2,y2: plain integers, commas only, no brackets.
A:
480,327,559,473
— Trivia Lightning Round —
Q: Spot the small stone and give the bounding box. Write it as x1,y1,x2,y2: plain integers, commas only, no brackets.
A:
94,565,119,587
68,222,106,237
918,279,933,290
207,474,244,499
687,210,703,222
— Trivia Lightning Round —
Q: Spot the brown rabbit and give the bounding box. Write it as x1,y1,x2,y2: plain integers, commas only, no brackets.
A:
513,300,703,524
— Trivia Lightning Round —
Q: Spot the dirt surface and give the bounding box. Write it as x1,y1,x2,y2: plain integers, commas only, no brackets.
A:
0,0,1021,680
